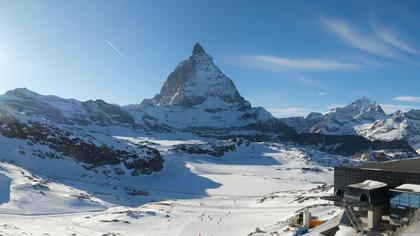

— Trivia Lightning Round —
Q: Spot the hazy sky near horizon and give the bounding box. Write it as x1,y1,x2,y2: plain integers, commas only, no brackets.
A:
1,0,420,117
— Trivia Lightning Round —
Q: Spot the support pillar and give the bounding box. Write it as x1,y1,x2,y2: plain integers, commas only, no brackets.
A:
367,205,382,229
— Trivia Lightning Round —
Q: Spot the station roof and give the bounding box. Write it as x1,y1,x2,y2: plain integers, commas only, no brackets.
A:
349,158,420,174
347,180,387,190
395,184,420,193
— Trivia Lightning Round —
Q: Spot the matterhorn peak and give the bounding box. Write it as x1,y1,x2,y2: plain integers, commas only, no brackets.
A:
192,42,206,55
143,43,248,109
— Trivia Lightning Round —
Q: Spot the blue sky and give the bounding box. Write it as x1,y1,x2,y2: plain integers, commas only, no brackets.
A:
1,0,420,117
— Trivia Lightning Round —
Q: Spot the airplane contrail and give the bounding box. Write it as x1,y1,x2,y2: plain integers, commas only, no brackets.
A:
106,40,125,57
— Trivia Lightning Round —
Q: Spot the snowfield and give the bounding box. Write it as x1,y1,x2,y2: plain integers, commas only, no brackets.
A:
0,136,349,236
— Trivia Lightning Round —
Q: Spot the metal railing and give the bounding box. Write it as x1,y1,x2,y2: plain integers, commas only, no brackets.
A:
343,199,365,233
321,195,365,234
391,209,420,236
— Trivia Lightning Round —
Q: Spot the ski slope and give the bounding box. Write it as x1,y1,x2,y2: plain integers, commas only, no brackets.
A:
0,137,351,235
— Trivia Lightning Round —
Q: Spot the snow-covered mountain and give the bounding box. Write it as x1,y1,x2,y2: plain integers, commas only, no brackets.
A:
142,43,249,109
124,44,414,155
0,87,176,134
128,43,284,136
279,97,420,153
314,97,387,135
0,43,293,180
0,43,416,182
0,88,140,129
280,97,386,135
357,110,420,152
0,88,164,176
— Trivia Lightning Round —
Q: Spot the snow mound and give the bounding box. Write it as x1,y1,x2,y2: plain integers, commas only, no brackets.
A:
0,162,109,214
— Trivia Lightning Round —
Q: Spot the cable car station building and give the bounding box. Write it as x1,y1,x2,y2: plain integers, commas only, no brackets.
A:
333,158,420,233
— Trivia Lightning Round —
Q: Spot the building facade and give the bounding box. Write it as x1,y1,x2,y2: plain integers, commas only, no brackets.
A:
334,159,420,196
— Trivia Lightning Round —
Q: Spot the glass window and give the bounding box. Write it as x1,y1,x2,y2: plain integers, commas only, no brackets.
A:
400,193,410,207
390,191,420,208
409,193,420,208
390,191,401,205
391,213,399,219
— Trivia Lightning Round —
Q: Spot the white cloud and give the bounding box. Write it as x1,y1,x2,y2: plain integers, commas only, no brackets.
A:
268,107,320,118
371,22,420,57
106,41,125,57
380,104,420,113
318,92,327,96
240,55,362,71
321,16,402,60
394,96,420,103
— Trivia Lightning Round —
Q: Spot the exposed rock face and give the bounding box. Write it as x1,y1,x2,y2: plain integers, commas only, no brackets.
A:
280,112,323,133
173,138,251,157
286,133,415,157
82,99,138,127
173,141,237,157
0,110,163,176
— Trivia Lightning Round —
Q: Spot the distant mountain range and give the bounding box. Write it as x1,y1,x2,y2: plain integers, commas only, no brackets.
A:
279,97,420,152
0,43,417,177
